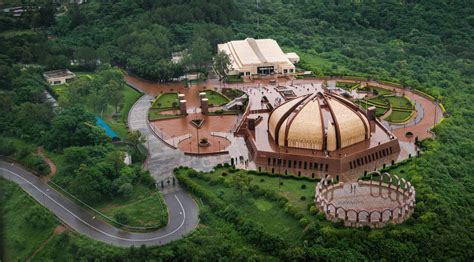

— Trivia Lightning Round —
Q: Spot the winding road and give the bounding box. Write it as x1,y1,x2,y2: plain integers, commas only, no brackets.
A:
0,92,216,247
0,161,199,247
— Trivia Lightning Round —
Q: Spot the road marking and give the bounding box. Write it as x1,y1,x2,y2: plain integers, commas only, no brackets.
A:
0,167,187,243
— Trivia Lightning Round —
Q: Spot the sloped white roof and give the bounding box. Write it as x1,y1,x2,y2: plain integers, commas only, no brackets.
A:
218,38,295,71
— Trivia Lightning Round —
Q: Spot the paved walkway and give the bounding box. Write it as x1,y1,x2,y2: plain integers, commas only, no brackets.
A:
128,95,230,181
0,161,198,247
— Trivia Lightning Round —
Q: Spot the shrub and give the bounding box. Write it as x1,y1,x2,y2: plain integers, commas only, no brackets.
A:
114,211,129,225
23,206,54,229
23,154,50,176
309,206,318,215
187,169,199,178
0,138,16,156
301,184,307,189
118,183,134,198
221,172,227,177
260,178,265,182
279,182,283,186
299,217,310,227
300,196,307,201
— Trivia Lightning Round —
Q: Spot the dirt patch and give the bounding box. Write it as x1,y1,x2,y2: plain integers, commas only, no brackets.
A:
53,225,67,235
36,147,57,183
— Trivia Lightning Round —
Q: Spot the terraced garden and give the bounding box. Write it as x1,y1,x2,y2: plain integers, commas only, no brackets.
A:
357,92,415,123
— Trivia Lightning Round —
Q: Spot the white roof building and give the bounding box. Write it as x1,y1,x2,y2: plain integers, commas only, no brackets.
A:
43,69,75,85
217,38,299,76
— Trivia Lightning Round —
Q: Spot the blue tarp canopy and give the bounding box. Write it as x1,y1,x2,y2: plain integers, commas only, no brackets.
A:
95,116,119,139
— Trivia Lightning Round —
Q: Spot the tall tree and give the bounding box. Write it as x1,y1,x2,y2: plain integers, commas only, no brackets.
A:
103,79,124,113
213,50,233,81
186,37,212,73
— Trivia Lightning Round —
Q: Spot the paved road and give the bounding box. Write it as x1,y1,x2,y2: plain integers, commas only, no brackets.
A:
0,161,199,247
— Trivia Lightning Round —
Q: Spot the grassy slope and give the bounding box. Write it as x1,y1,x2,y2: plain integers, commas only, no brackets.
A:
103,85,141,139
192,178,304,242
95,185,167,228
0,178,59,261
213,168,316,218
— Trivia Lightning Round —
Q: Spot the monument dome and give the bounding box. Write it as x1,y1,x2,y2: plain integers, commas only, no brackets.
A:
268,93,370,151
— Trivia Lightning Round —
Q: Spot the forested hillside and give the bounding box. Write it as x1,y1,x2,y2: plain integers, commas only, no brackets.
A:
0,0,472,260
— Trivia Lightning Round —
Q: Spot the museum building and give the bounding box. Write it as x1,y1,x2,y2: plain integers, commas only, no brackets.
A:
217,38,299,77
237,92,401,177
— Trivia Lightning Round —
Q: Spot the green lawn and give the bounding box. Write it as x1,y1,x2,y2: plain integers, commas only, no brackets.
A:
204,90,230,106
336,82,358,91
385,110,413,123
100,85,141,139
368,96,389,107
97,188,168,228
226,75,243,83
152,92,179,109
148,92,182,121
222,88,245,99
51,83,67,97
357,100,388,117
1,177,59,261
367,86,394,96
386,96,413,109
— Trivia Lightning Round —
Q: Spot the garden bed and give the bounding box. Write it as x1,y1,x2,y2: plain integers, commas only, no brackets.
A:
203,90,230,107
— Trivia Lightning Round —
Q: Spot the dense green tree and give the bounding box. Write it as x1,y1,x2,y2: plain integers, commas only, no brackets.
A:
213,50,232,81
185,37,212,73
13,102,53,142
44,106,105,151
103,79,124,113
69,164,109,203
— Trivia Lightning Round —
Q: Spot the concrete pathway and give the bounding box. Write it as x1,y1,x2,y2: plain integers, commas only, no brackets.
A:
128,95,231,182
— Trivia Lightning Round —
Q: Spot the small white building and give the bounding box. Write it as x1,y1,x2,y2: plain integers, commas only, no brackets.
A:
217,38,299,77
43,69,75,85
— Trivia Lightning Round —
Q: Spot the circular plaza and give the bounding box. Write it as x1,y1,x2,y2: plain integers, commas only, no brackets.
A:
314,172,416,227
